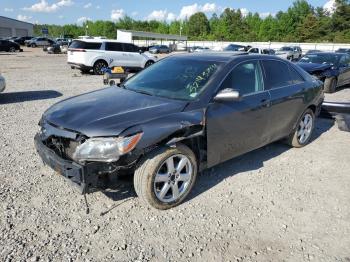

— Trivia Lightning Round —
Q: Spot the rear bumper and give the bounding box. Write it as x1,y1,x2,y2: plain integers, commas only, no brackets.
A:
68,62,91,71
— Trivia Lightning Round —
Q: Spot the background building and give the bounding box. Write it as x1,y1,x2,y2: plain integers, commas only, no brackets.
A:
0,16,33,38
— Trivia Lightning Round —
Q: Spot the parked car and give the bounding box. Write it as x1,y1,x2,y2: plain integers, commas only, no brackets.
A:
189,46,211,53
35,53,324,209
297,52,350,93
248,48,275,55
0,40,22,52
13,36,33,45
26,37,54,47
336,48,350,55
223,44,247,51
149,45,170,54
0,74,5,93
67,39,157,75
276,46,302,61
55,38,70,46
306,49,322,55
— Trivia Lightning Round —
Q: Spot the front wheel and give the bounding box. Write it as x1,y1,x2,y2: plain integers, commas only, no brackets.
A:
9,47,16,52
31,43,36,48
144,60,154,68
134,144,197,209
324,77,337,93
287,109,315,148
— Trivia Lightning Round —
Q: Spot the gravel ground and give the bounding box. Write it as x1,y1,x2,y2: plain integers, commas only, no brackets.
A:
0,48,350,262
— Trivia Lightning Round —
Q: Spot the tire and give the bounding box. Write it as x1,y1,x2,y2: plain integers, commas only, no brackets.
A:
324,77,337,93
134,144,198,210
144,60,154,68
9,47,16,52
93,60,108,75
31,43,36,48
287,109,315,148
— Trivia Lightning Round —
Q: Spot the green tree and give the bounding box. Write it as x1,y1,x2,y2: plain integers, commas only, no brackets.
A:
188,12,210,39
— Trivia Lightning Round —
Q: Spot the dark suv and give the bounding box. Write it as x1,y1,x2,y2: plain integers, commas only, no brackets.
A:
35,53,324,209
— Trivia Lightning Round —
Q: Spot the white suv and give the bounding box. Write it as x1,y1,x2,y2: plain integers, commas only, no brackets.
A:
67,39,157,75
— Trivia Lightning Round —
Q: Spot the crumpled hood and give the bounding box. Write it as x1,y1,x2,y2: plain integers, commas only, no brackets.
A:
296,62,332,73
43,87,187,137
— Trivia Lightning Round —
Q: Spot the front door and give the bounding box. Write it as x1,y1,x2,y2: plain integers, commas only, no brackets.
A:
206,60,272,167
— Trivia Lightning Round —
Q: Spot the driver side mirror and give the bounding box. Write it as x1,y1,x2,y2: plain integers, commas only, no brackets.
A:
214,88,240,102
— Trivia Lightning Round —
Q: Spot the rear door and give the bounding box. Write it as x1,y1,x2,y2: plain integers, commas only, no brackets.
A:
206,60,272,167
261,59,306,140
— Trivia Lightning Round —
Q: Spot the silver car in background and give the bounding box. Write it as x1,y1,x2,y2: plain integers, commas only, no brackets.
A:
276,46,302,61
0,75,6,93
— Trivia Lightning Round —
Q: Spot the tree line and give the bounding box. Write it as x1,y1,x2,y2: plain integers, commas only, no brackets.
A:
34,0,350,43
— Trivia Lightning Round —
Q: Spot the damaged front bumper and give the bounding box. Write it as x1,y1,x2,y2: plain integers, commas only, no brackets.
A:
34,133,119,194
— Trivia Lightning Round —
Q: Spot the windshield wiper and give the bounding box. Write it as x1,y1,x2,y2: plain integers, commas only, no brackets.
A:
129,89,154,96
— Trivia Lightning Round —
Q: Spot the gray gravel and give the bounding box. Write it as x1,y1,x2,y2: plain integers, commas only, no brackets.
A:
0,48,350,262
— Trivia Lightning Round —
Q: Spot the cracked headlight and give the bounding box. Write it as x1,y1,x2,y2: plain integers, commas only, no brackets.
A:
73,133,143,163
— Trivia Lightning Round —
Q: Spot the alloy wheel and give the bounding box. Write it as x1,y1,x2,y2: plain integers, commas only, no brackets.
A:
94,61,107,75
297,113,313,144
154,154,193,203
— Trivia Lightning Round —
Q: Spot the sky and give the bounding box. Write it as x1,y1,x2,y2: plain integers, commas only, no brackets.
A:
0,0,334,25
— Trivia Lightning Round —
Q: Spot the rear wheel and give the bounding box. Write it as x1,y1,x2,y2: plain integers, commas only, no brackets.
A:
93,60,108,75
324,77,337,93
134,144,197,209
287,109,315,147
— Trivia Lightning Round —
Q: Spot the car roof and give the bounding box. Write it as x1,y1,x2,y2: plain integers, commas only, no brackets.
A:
305,52,345,56
72,39,130,44
169,52,284,63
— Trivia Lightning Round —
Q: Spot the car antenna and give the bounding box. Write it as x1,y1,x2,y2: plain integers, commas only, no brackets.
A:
83,194,90,214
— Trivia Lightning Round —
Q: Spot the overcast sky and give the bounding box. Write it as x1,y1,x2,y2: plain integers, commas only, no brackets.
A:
0,0,333,25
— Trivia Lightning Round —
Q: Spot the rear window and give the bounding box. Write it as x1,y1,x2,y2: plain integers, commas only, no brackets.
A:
262,60,294,89
69,40,102,50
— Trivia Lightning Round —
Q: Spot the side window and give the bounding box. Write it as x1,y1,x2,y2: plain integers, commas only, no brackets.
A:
123,43,137,52
105,42,123,51
289,66,305,84
262,60,294,89
340,55,350,66
84,42,102,50
221,61,264,96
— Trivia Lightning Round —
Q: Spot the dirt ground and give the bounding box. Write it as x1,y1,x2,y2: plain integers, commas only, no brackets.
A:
0,47,349,262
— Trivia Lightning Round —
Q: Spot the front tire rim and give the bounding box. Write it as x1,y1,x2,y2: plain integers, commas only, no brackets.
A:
10,47,15,52
297,113,313,144
154,154,193,203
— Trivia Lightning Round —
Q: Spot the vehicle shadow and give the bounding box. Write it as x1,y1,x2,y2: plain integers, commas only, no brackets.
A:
101,118,334,209
0,90,62,104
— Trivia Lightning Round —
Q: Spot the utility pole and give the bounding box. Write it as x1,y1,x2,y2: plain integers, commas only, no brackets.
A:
85,25,89,36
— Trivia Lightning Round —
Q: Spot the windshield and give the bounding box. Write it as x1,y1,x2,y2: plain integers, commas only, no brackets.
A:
279,47,292,51
300,54,341,65
123,58,222,101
